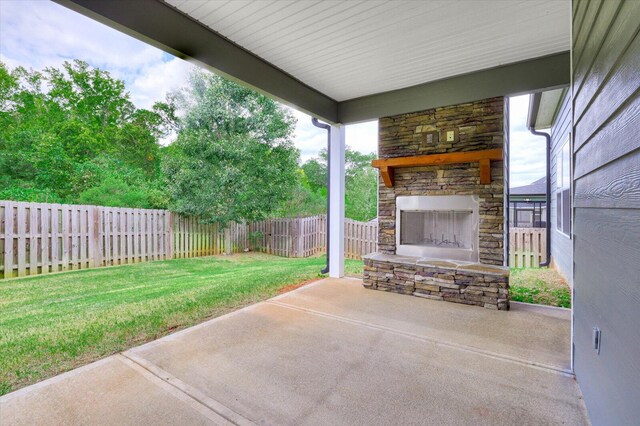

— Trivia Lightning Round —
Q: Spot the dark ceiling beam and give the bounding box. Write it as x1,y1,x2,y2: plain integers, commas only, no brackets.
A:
52,0,339,123
337,52,570,123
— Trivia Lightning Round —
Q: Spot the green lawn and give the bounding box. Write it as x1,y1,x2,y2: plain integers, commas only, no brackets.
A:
509,267,572,308
0,253,363,396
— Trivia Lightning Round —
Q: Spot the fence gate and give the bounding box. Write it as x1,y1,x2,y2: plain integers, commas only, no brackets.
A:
509,227,547,268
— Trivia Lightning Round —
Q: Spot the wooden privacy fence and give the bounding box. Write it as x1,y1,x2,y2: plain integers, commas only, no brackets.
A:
345,218,377,259
1,201,377,279
0,202,173,279
509,227,547,268
246,216,328,258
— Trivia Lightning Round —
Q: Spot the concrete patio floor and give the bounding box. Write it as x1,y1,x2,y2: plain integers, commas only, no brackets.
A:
1,278,589,425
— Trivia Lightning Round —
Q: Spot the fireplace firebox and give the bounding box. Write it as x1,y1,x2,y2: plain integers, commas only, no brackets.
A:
395,195,479,261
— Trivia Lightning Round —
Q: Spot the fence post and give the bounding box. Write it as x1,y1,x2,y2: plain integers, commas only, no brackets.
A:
90,206,100,267
29,204,38,275
166,212,174,259
3,201,14,279
40,203,49,274
225,227,231,255
17,203,27,277
297,218,304,258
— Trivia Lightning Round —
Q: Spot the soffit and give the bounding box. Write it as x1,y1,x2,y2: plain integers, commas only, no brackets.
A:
166,0,570,101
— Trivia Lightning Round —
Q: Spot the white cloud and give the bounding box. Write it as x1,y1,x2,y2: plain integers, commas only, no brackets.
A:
0,1,163,74
0,0,195,111
289,108,378,163
288,109,326,163
345,121,378,156
508,94,547,188
129,58,195,109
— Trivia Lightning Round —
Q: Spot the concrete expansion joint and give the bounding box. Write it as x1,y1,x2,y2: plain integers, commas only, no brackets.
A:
119,352,256,426
266,300,574,378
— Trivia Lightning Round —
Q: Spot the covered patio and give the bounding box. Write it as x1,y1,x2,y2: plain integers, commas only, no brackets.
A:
51,0,570,279
2,278,587,425
4,0,638,423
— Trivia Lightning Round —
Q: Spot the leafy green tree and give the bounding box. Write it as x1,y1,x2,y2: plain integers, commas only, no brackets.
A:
0,60,172,205
72,155,169,208
301,158,326,193
162,71,298,224
1,59,375,221
300,146,378,221
273,169,326,218
78,177,149,207
345,167,378,221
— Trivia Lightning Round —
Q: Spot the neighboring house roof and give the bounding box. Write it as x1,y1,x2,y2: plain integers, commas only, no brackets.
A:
511,177,546,196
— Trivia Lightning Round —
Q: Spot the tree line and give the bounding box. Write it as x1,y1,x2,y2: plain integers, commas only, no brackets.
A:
0,60,377,223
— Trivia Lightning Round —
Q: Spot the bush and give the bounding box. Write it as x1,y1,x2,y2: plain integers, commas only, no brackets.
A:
77,177,150,208
0,183,63,203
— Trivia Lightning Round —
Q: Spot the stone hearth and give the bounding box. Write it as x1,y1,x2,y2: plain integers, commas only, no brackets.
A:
363,253,509,310
366,96,509,310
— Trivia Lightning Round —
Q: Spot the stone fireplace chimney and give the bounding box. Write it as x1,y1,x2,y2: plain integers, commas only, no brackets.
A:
363,97,510,310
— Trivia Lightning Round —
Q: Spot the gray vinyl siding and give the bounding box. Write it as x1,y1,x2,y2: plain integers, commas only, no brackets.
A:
549,91,572,285
572,1,640,425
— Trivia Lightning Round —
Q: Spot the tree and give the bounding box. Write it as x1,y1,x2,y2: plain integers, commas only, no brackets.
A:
78,177,149,207
73,155,169,208
273,169,326,218
162,71,298,224
301,157,327,193
0,60,172,205
345,167,378,221
300,146,378,221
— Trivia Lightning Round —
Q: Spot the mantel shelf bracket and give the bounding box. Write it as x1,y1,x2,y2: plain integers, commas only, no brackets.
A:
371,148,503,187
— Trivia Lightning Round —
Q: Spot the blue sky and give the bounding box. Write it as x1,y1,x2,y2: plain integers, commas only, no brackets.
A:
0,0,544,187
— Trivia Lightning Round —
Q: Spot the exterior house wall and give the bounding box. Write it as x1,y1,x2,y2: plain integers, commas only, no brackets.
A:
572,0,640,424
549,91,573,286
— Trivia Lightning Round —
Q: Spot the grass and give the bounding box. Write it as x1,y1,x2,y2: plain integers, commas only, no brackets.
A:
509,267,571,308
0,253,363,396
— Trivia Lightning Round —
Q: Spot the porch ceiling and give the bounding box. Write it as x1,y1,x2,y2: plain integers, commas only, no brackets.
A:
53,0,570,123
166,0,569,102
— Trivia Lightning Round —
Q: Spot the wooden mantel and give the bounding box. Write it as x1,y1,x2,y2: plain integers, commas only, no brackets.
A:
371,148,503,187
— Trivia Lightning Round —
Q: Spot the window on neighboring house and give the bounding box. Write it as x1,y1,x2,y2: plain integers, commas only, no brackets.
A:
556,137,571,236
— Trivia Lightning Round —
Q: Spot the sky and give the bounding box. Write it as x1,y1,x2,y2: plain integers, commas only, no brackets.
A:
508,95,548,187
0,0,544,187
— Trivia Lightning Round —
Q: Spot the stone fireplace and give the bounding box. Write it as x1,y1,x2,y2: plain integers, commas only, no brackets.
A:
363,97,510,310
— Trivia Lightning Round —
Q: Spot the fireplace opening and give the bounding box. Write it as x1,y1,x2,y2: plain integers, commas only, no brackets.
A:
396,195,479,261
400,210,473,249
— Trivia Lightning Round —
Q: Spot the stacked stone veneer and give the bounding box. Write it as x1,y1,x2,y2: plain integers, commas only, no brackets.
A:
378,96,506,265
363,253,509,310
366,97,509,310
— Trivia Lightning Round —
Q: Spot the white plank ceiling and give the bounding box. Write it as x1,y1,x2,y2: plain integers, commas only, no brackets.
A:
164,0,570,101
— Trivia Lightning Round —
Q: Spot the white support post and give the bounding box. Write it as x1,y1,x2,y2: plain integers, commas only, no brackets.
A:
328,124,345,277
